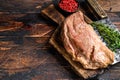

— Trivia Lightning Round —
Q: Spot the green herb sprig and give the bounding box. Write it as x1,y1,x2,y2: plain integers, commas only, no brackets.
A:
91,22,120,52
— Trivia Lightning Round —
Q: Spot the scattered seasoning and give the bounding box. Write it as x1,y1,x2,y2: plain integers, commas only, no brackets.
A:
91,22,120,52
58,0,78,12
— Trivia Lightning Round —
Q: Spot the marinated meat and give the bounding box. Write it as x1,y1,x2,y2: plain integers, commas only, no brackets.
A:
61,11,114,69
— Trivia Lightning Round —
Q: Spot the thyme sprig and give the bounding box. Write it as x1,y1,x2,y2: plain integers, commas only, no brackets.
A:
91,22,120,52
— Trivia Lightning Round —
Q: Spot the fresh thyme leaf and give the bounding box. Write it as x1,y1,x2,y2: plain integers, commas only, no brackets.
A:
91,22,120,52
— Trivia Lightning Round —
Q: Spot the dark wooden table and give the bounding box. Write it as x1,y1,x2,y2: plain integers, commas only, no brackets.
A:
0,0,120,80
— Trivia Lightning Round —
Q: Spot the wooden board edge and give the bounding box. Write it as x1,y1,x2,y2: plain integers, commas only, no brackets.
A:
49,27,100,79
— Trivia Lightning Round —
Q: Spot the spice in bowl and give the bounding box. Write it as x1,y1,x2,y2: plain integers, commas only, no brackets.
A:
58,0,79,13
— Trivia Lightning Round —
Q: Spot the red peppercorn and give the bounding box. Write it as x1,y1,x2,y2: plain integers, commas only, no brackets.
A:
59,0,78,12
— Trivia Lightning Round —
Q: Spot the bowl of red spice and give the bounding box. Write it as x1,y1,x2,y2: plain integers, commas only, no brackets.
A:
58,0,79,14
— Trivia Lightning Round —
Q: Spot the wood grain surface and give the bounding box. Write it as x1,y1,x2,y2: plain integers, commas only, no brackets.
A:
0,0,120,80
97,0,120,12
